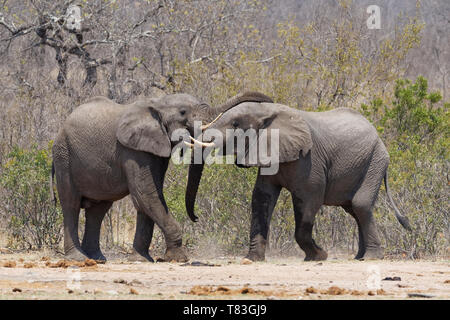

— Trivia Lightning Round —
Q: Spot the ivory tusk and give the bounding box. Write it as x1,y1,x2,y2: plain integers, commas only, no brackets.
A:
183,141,194,148
200,112,223,130
190,136,215,147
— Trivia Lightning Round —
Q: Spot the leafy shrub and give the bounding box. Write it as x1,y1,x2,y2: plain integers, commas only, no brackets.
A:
361,76,449,257
0,143,63,249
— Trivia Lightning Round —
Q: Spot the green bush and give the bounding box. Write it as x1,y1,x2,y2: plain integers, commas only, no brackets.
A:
0,143,63,249
361,76,449,257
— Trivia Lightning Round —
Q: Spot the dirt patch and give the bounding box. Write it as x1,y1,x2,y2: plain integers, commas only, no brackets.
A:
45,259,97,268
129,288,139,295
305,286,387,296
0,255,449,299
187,285,291,297
3,261,16,268
23,262,36,268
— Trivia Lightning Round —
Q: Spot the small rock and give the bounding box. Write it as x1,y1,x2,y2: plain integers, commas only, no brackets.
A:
12,288,22,293
368,291,376,296
350,290,364,296
68,289,74,294
23,262,36,269
305,286,318,294
377,289,387,295
129,288,139,295
382,276,401,281
407,293,434,298
114,278,127,284
129,279,143,286
3,261,16,268
241,258,253,265
84,259,97,267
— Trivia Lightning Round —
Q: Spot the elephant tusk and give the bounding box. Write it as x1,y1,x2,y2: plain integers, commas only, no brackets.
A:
183,141,195,148
190,136,215,147
200,113,223,130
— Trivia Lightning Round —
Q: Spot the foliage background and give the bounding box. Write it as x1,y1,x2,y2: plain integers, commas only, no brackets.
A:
0,0,448,259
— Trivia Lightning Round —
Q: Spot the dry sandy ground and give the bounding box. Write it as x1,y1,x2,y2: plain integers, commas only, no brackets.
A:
0,251,449,300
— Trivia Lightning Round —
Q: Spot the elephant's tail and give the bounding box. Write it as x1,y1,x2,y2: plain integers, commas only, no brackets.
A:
384,170,411,231
50,162,57,206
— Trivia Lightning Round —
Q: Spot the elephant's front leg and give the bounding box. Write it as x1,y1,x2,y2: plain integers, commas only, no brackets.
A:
126,162,188,263
292,195,327,261
246,174,281,262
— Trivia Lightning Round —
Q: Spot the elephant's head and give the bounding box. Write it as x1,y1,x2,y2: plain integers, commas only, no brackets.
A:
200,102,312,163
184,92,280,222
116,93,211,158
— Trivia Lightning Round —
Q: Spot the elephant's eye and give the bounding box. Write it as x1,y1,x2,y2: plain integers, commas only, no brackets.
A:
232,120,239,128
180,110,186,116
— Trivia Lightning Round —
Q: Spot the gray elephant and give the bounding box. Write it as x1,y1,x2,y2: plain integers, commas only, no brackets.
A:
185,99,411,261
52,92,272,262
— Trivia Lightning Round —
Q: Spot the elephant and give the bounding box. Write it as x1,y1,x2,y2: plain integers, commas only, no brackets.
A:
184,99,411,261
51,92,273,262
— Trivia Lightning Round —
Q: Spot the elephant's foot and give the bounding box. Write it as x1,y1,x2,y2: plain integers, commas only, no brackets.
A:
84,249,107,262
304,248,328,261
128,248,154,262
245,251,265,262
354,250,365,260
164,247,188,263
359,247,384,260
65,247,89,262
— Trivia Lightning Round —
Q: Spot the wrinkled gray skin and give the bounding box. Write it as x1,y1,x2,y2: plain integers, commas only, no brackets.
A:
52,92,272,262
186,101,411,261
52,94,204,262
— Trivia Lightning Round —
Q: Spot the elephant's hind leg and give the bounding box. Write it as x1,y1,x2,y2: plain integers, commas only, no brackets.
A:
54,165,87,261
350,157,387,260
342,205,365,259
292,196,327,261
81,200,113,262
349,203,383,260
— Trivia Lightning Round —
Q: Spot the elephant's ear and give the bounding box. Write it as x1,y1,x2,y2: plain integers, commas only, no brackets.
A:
257,104,312,165
116,104,171,157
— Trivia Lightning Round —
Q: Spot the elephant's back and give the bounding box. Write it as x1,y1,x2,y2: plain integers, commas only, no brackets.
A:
304,107,374,130
67,97,125,128
301,108,388,205
57,98,128,194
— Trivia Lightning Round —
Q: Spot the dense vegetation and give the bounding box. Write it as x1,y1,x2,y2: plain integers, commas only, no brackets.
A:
0,0,448,258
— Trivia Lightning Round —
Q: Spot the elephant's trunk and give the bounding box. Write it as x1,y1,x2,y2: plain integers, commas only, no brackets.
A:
201,91,273,126
185,92,273,222
185,161,204,222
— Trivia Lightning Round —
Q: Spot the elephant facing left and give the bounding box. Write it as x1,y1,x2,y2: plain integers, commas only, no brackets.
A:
52,92,273,262
52,94,205,262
